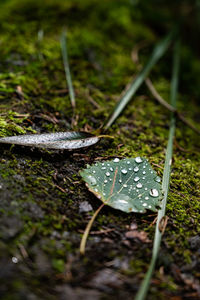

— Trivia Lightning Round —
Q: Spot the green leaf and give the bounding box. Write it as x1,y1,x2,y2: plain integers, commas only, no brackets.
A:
0,131,100,150
80,157,162,213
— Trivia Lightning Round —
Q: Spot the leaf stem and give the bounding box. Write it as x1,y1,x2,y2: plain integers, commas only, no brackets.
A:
80,203,105,255
135,39,180,300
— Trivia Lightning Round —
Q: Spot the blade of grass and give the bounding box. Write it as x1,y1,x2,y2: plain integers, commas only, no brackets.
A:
104,29,176,130
37,29,44,61
135,39,180,300
145,78,200,135
60,30,76,109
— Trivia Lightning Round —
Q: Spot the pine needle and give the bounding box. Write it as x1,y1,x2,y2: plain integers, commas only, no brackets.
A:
60,30,76,109
135,39,180,300
104,29,176,130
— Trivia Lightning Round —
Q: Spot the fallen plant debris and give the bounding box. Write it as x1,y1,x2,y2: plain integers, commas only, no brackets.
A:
125,230,151,243
0,131,100,150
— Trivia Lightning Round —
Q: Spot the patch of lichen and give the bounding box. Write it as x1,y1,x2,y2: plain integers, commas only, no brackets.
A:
0,0,200,299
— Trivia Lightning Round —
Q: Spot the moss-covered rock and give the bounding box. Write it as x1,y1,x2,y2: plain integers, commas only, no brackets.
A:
0,0,200,299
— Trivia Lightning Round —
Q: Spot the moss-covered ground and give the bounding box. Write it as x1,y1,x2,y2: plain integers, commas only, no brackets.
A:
0,0,200,299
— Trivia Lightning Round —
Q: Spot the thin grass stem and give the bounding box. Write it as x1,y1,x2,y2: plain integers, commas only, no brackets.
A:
80,203,105,255
60,30,76,109
105,29,176,130
135,39,180,300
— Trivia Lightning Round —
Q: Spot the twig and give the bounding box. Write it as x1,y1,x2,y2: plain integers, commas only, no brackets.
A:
145,78,200,135
131,40,200,136
78,228,115,235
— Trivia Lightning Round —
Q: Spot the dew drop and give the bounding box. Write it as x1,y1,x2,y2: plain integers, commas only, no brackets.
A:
119,179,122,183
149,188,159,197
144,187,147,191
143,171,146,175
106,172,110,177
101,166,106,170
12,257,18,264
135,157,142,163
121,169,127,174
134,166,139,172
113,158,120,163
127,161,130,164
145,196,149,200
118,199,128,204
134,176,140,182
155,176,161,183
92,170,96,174
128,168,132,171
110,167,114,172
142,203,147,207
136,182,142,189
104,180,108,183
148,205,152,208
89,177,97,185
123,184,127,188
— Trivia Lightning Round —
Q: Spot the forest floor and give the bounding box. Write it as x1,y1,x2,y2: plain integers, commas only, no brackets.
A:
0,1,200,299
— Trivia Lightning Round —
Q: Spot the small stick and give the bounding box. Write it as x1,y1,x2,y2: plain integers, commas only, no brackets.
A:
145,78,200,135
131,42,200,136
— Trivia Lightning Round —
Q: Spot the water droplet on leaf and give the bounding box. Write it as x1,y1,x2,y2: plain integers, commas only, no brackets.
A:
134,176,140,182
113,158,119,163
155,176,161,183
136,183,142,189
134,166,139,172
135,157,142,163
149,188,159,197
121,169,127,174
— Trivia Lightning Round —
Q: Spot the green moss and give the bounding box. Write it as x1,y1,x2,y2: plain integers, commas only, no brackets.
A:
0,0,200,299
